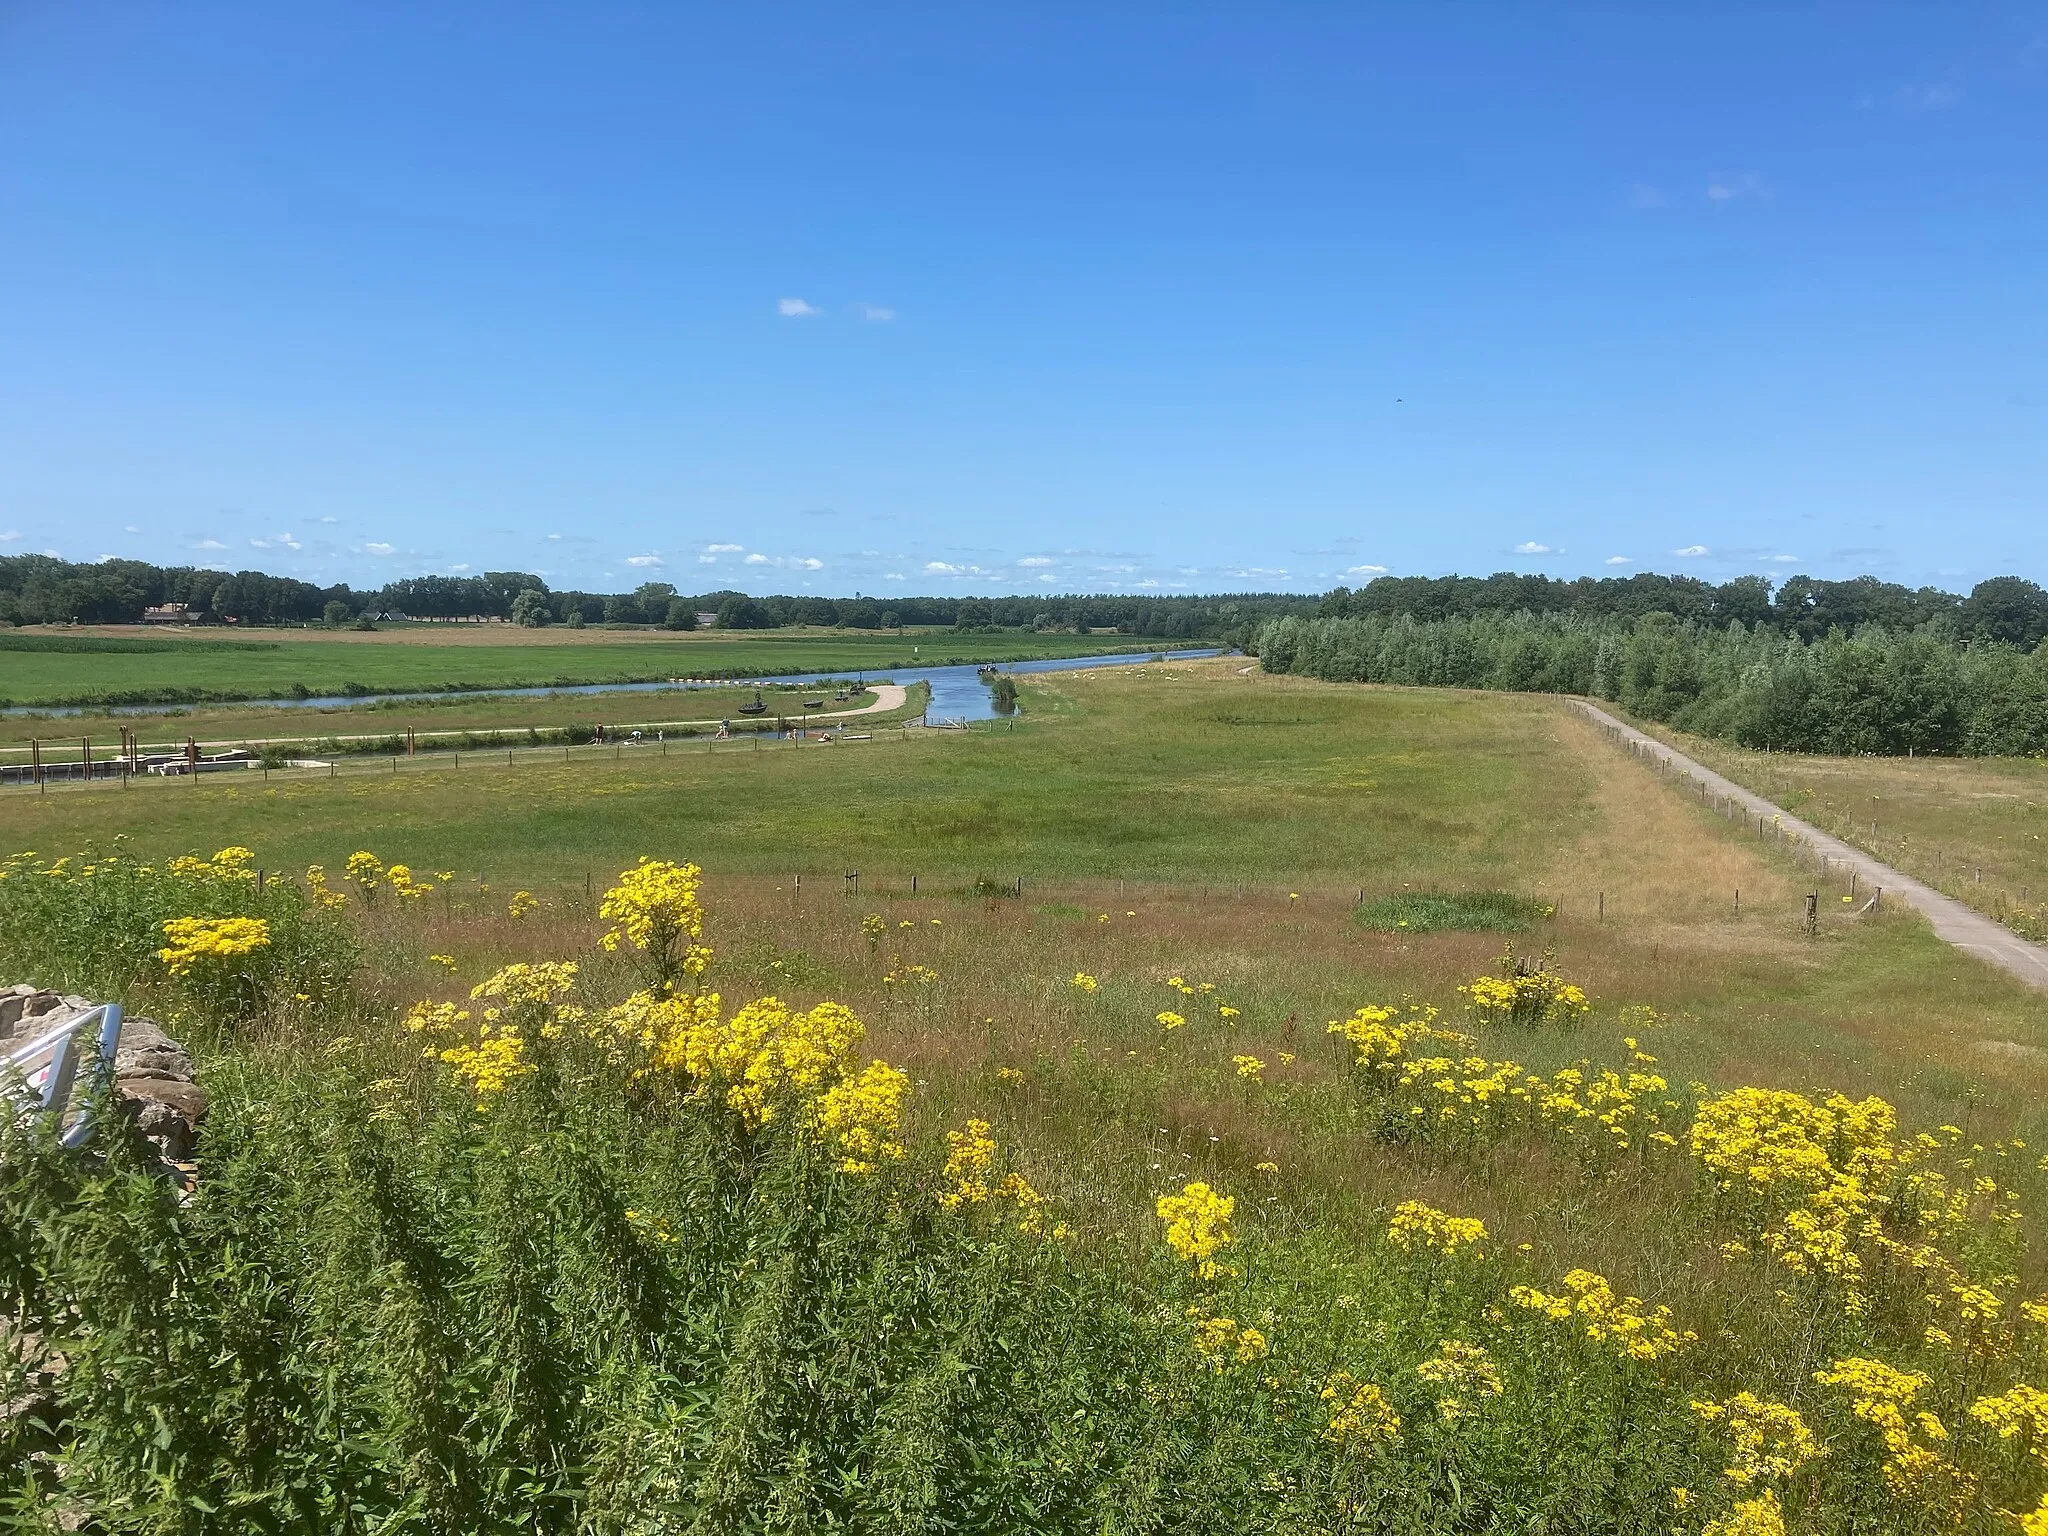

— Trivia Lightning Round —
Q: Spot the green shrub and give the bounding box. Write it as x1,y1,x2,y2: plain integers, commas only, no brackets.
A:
1354,890,1550,934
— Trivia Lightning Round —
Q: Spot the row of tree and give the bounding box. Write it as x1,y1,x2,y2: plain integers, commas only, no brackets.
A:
1315,571,2048,647
0,555,1314,640
1255,609,2048,756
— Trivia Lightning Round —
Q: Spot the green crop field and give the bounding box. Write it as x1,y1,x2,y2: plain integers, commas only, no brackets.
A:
8,659,2048,1530
0,625,1163,707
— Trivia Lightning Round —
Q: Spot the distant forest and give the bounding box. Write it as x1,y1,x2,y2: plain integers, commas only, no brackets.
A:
1258,573,2048,757
0,555,1306,643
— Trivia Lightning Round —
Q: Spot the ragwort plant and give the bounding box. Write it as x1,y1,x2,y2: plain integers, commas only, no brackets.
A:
10,845,2048,1532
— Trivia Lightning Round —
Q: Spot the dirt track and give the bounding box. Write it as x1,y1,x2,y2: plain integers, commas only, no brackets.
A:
1578,701,2048,994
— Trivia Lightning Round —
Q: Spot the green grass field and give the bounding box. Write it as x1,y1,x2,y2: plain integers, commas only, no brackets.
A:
1633,718,2048,937
0,682,931,759
0,625,1158,708
9,659,2048,1529
9,659,2043,1124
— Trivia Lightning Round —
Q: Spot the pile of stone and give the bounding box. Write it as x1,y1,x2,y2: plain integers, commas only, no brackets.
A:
1,984,206,1162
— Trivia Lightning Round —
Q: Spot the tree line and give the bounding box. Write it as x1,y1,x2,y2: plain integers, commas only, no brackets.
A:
0,554,1307,641
1256,600,2048,756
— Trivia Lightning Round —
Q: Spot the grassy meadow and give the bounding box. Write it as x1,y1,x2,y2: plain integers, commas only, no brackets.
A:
1636,721,2048,941
8,659,2048,1532
0,624,1151,708
0,683,927,762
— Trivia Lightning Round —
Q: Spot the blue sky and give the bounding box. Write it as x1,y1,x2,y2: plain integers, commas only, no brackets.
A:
2,4,2043,596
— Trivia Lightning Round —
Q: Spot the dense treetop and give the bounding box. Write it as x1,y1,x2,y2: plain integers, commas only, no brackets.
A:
4,553,2043,655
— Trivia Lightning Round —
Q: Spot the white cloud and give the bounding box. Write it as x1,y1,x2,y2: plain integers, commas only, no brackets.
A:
777,297,821,318
451,563,471,572
856,303,895,322
546,532,563,541
0,530,20,543
799,557,823,571
195,538,228,550
1017,557,1056,568
925,561,963,575
1346,564,1388,576
250,534,301,551
1706,173,1765,203
364,541,395,556
1764,553,1800,564
124,524,141,534
1038,573,1056,582
744,553,769,565
1515,541,1553,555
698,555,717,564
884,572,905,581
1630,182,1665,209
1673,544,1709,557
1605,555,1633,566
318,516,340,525
626,553,665,567
705,542,744,553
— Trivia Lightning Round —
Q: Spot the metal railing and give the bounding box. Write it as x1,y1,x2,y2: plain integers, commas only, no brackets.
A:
3,1002,124,1149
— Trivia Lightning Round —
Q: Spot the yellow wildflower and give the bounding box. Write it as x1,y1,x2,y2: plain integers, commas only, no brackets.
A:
1386,1200,1486,1257
157,916,271,976
1416,1339,1503,1420
1320,1371,1399,1450
1690,1394,1821,1486
1157,1181,1234,1278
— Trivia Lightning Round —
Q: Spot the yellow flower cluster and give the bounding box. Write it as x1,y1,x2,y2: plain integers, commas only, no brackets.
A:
1070,971,1099,992
1814,1357,1964,1505
1157,1181,1234,1278
1415,1339,1503,1419
1232,1055,1265,1081
344,851,384,893
812,1060,911,1174
1326,1002,1472,1070
385,863,431,901
934,1118,1045,1230
440,1031,530,1100
1690,1393,1822,1486
166,846,258,883
157,915,271,976
597,858,711,986
1320,1371,1400,1450
304,865,348,909
1700,1490,1785,1536
1386,1199,1486,1257
1156,1011,1186,1030
1509,1268,1695,1361
860,913,887,947
470,960,580,1010
1687,1087,2018,1316
403,992,535,1103
1458,946,1590,1025
1967,1382,2048,1457
507,890,539,919
1186,1306,1269,1368
883,959,939,986
665,995,865,1127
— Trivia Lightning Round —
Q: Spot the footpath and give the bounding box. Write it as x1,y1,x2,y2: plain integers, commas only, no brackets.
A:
1576,701,2048,995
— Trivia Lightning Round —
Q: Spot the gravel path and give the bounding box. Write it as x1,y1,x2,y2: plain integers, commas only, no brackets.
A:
1576,701,2048,994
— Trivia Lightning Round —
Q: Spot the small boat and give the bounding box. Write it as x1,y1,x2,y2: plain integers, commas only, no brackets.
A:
802,698,825,710
832,690,849,703
737,690,767,716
